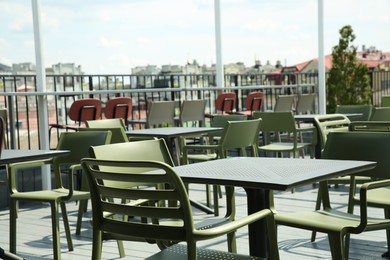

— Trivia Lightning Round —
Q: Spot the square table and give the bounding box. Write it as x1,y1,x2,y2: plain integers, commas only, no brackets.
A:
174,157,376,258
1,149,69,164
126,127,222,165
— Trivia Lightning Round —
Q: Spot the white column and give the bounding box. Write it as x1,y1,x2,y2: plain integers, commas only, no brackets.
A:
32,0,51,189
214,0,225,88
318,0,326,114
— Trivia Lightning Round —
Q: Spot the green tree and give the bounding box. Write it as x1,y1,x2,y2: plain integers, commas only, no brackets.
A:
326,25,372,113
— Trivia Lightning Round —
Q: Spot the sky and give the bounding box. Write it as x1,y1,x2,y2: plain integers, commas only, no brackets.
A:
0,0,389,74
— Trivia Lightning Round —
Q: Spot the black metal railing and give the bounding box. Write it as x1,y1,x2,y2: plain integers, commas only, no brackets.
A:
1,71,389,150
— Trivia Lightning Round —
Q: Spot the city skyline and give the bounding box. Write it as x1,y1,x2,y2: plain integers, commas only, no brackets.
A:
0,0,389,74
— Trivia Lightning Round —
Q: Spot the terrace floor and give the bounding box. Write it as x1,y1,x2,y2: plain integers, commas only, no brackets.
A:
0,182,388,259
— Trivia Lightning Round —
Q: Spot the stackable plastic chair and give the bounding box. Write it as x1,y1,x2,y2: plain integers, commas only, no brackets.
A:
276,131,390,259
104,97,132,123
85,118,129,143
205,92,237,118
369,107,390,121
128,100,176,129
49,98,102,141
8,131,111,260
81,156,276,260
273,95,295,112
87,138,245,257
230,91,264,117
174,99,206,127
295,93,316,114
253,111,316,158
335,104,372,121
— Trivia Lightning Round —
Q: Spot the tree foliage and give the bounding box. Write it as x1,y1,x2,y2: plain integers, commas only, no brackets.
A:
326,25,372,113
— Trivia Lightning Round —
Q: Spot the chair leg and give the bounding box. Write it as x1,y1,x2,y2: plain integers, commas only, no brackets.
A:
92,229,103,260
9,199,17,254
227,232,237,253
311,187,323,242
50,202,61,260
187,242,197,260
76,199,88,235
60,202,74,251
328,232,344,260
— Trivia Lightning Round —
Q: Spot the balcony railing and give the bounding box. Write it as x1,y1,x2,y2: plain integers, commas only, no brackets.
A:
0,71,389,150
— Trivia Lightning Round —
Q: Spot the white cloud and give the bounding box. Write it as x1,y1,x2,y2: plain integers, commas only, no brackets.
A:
98,37,123,48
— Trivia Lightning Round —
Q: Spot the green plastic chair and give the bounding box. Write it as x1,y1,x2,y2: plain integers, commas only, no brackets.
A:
127,100,176,129
181,118,261,216
174,100,206,127
295,93,316,115
82,118,129,144
81,158,277,260
313,114,351,157
253,111,316,158
8,131,112,260
276,131,390,259
381,96,390,107
89,138,238,255
273,95,295,112
369,107,390,121
335,104,372,121
349,121,390,132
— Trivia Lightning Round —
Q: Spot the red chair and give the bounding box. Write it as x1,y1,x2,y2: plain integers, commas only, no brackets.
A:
205,92,236,118
230,91,264,117
104,97,132,122
49,98,102,140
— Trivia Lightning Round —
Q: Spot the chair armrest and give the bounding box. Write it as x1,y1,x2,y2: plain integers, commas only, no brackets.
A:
354,179,390,233
8,159,53,194
193,208,273,240
64,164,83,200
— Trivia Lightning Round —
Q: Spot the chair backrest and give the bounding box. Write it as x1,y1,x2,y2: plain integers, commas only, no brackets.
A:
323,131,390,179
179,100,206,126
335,105,372,121
147,101,176,128
79,127,128,144
369,107,390,121
349,121,390,132
215,92,236,113
89,138,174,167
104,97,132,120
210,114,247,128
381,96,390,107
81,158,194,243
86,118,126,129
53,131,112,188
219,119,261,157
313,114,350,151
274,95,295,112
68,98,102,124
88,139,174,189
295,94,316,114
253,111,297,133
244,92,264,112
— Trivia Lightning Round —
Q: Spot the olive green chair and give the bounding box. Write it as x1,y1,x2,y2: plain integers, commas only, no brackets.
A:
174,99,206,127
369,107,390,121
81,158,276,260
335,104,372,121
84,118,129,143
181,118,261,216
88,139,239,256
8,131,112,260
253,111,316,159
349,121,390,132
313,114,351,157
276,131,390,260
295,93,316,115
381,96,390,107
